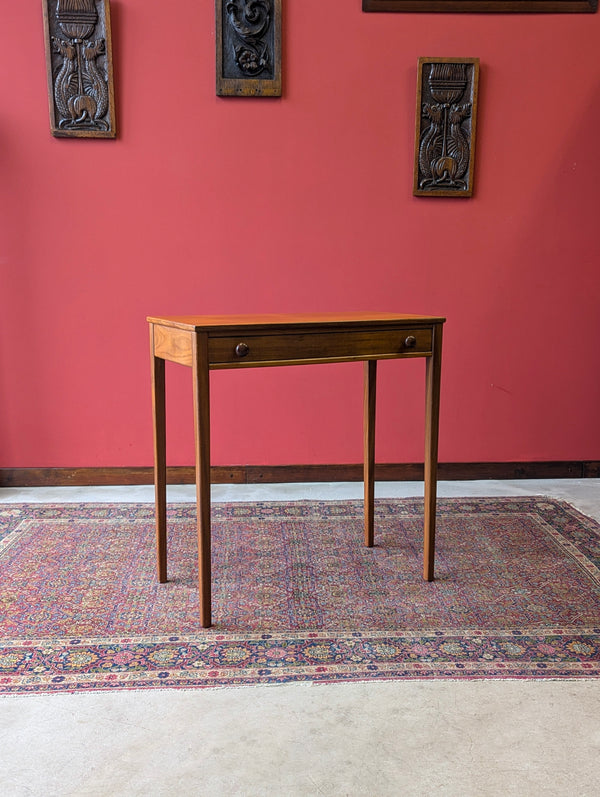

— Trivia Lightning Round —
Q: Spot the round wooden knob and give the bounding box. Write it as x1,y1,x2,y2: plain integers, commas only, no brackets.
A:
404,335,417,348
235,342,250,358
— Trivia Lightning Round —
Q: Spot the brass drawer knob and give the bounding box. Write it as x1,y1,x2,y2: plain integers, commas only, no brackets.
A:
404,335,417,349
235,342,250,358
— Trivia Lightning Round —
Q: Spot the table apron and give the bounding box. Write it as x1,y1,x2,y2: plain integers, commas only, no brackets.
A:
151,324,438,368
207,327,433,368
152,326,193,366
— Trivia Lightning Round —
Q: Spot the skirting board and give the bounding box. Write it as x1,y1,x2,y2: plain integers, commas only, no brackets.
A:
0,462,598,487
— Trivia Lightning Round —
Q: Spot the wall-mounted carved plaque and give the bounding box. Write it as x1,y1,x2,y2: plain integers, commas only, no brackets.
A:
216,0,282,96
364,0,596,12
413,58,479,198
42,0,116,138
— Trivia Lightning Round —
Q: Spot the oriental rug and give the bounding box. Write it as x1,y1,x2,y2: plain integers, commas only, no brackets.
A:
1,497,599,694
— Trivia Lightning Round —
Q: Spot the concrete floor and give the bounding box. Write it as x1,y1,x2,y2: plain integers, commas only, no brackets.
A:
1,479,599,797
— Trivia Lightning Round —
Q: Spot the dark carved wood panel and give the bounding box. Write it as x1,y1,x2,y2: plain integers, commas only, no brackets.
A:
42,0,116,138
413,58,479,198
216,0,282,97
363,0,597,12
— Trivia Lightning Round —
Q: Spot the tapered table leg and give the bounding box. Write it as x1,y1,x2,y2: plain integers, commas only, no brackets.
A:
424,324,443,581
192,332,212,627
364,360,377,547
150,327,167,583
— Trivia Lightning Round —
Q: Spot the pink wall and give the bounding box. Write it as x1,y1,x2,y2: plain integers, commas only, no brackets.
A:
1,1,599,470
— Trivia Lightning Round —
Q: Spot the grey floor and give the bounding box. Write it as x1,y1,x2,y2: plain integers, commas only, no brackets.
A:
1,479,599,797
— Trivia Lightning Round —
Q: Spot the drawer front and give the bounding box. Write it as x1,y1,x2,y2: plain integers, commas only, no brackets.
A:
208,328,433,367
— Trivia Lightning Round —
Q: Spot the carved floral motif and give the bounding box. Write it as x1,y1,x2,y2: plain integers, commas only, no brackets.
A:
216,0,281,96
225,0,272,77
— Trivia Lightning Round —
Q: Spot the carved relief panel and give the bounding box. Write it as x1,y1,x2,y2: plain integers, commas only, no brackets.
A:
42,0,116,138
216,0,282,96
413,58,479,197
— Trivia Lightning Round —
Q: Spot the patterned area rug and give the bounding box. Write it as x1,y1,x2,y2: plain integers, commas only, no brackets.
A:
1,497,599,694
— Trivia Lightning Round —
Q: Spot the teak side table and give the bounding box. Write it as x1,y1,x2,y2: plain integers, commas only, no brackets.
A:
148,312,445,627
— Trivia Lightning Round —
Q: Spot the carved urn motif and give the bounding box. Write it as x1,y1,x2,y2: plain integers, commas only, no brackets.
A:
43,0,116,137
413,58,479,198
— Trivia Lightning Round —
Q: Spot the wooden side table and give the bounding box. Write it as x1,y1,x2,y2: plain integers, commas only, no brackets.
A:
148,312,445,627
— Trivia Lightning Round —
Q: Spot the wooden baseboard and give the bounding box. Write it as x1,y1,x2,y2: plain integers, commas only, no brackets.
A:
0,461,597,487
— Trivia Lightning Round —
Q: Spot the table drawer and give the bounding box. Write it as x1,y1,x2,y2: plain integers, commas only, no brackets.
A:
208,328,432,366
